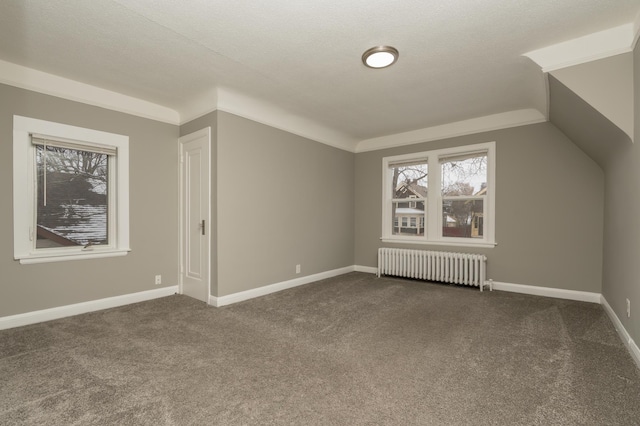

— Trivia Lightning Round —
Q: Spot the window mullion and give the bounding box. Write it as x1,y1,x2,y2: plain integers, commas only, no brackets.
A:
31,145,38,249
383,161,391,238
486,145,495,243
427,154,439,240
441,195,484,201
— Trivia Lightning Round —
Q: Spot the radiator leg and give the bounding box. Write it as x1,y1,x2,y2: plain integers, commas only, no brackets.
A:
481,279,494,292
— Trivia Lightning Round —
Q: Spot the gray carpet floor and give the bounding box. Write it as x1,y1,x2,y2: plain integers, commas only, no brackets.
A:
2,272,640,425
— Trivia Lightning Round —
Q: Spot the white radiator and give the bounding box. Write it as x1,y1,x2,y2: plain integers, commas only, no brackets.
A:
377,248,491,291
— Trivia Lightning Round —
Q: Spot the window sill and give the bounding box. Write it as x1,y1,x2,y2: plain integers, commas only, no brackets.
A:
381,237,496,249
16,248,131,265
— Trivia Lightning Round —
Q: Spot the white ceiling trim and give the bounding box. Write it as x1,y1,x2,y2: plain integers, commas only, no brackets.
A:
0,59,359,152
213,87,359,152
178,87,219,126
523,24,635,73
355,109,546,153
0,60,548,154
0,59,180,125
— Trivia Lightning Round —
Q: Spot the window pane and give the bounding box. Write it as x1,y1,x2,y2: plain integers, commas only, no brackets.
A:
442,199,483,238
36,146,109,248
391,162,428,199
392,200,425,236
441,152,487,196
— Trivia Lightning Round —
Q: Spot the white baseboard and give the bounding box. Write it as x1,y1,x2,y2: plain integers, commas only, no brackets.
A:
601,295,640,370
354,265,377,274
0,285,178,330
492,281,602,304
210,266,355,307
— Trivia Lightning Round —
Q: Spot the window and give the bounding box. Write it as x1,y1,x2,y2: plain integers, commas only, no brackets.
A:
13,116,130,264
382,142,495,247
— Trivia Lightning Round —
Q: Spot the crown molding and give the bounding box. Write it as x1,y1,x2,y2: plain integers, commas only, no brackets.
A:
355,109,546,153
210,87,359,152
0,59,180,125
175,87,219,125
523,24,635,73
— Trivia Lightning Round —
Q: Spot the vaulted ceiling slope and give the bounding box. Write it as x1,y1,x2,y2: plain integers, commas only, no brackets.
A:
549,73,632,168
0,1,638,152
550,53,635,150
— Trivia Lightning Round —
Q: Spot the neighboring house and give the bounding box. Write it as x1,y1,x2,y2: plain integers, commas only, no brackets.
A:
442,184,486,238
395,180,486,238
394,181,427,235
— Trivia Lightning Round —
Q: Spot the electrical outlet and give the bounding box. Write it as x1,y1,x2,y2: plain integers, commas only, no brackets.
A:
627,298,631,318
155,275,162,285
295,264,301,274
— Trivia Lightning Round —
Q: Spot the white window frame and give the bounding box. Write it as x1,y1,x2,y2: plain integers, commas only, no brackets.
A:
13,115,130,264
382,141,496,248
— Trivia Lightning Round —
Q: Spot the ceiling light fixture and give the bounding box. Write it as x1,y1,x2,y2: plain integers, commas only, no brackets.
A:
362,46,399,69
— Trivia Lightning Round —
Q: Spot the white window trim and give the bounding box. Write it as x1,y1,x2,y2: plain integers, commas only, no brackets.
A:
13,115,130,264
381,141,496,248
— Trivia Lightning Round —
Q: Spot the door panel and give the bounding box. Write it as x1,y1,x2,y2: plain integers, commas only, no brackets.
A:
180,128,210,303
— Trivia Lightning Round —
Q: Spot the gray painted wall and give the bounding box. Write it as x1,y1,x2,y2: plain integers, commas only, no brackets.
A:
180,112,218,297
600,42,640,344
215,112,355,297
0,83,180,317
355,122,604,293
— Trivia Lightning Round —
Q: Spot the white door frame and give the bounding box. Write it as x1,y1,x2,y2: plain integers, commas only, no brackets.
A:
179,127,211,303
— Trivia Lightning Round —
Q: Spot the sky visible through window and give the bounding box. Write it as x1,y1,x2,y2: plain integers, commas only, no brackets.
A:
441,153,487,196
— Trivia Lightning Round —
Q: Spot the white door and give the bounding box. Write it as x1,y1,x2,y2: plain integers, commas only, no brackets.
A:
179,128,211,303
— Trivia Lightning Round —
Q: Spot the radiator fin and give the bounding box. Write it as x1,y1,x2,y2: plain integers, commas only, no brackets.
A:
377,248,489,291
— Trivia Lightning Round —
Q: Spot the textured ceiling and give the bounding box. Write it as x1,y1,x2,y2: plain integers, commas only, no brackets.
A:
0,0,638,145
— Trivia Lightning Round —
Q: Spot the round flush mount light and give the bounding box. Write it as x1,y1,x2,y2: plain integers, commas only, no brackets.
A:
362,46,399,69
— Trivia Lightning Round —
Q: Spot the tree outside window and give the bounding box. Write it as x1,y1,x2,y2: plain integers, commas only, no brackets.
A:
390,161,427,236
382,142,495,247
440,153,487,239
